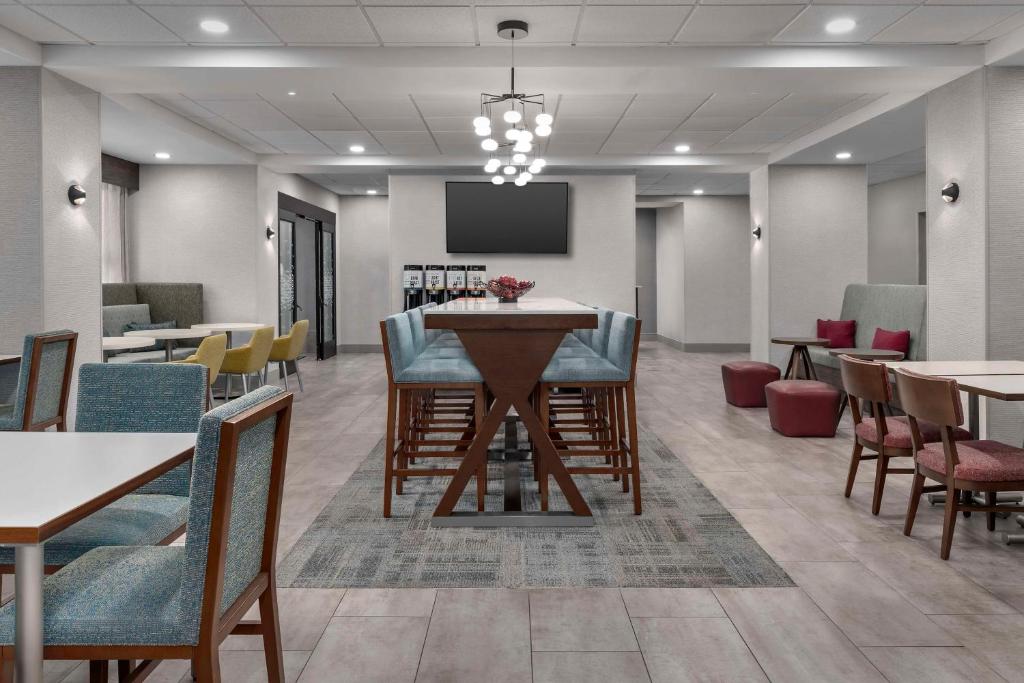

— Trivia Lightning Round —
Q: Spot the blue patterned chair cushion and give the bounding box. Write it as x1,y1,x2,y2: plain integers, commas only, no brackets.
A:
553,345,602,360
107,347,196,364
383,314,416,376
0,546,191,646
542,356,628,383
397,357,482,383
0,494,188,567
606,312,638,373
419,345,469,360
589,308,615,356
407,308,427,354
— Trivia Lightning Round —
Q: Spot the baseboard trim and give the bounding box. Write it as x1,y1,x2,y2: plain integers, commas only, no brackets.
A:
653,335,684,351
337,344,383,353
682,343,751,353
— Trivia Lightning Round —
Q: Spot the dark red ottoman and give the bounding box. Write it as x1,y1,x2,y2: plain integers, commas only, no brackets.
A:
765,380,842,437
722,361,781,408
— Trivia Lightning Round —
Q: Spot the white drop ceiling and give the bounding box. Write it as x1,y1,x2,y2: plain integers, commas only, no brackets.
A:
2,1,1023,195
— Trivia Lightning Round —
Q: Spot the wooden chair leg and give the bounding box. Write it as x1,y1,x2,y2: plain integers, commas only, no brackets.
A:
90,660,109,683
614,386,628,494
383,386,397,517
986,491,997,532
625,384,641,515
539,385,550,512
259,586,286,683
844,442,863,498
940,486,959,560
193,642,222,683
0,651,13,683
396,390,409,495
904,471,925,536
871,447,888,516
475,385,486,512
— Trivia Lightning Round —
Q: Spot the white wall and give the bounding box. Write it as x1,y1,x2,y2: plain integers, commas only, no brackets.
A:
635,208,657,333
129,165,259,324
337,195,390,347
749,166,771,362
387,175,637,315
682,196,750,346
655,204,685,345
868,174,924,285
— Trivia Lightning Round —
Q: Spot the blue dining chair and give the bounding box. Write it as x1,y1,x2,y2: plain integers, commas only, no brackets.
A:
0,330,77,432
0,362,205,575
0,386,294,683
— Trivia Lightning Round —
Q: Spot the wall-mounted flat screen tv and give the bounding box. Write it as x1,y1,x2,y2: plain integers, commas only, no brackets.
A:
445,181,569,254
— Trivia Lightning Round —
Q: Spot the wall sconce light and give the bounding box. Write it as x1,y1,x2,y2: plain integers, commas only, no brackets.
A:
941,181,960,204
67,184,87,206
752,225,762,240
265,225,275,240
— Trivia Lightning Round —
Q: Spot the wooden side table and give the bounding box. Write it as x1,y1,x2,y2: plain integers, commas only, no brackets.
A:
771,337,829,380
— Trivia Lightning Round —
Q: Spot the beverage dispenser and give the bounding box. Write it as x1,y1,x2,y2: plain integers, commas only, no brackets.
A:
467,265,487,298
424,264,447,305
402,264,424,311
445,265,467,303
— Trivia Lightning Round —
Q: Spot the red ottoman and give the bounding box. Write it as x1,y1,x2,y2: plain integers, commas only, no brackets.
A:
765,380,842,437
722,361,781,408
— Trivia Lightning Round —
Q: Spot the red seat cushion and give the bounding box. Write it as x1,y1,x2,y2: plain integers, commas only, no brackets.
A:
721,361,780,408
817,319,856,348
855,415,971,449
765,380,842,438
872,328,910,356
917,440,1024,482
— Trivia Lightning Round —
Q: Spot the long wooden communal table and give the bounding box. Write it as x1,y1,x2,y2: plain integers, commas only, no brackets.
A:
424,297,598,527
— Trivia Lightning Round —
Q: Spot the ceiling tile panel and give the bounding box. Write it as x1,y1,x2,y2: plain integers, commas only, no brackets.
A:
615,117,686,132
774,5,914,44
625,94,710,118
194,100,299,130
739,116,816,132
289,115,363,131
475,5,581,44
554,116,620,132
870,6,1021,43
764,92,864,117
147,95,217,119
142,7,280,44
365,6,475,44
359,116,427,132
675,5,804,44
651,130,734,152
31,6,181,43
252,7,376,44
424,116,475,132
556,94,632,117
576,5,692,44
252,130,334,154
0,6,84,43
677,116,752,131
412,95,484,117
341,97,420,118
247,0,355,5
309,131,384,154
692,92,786,118
718,129,790,145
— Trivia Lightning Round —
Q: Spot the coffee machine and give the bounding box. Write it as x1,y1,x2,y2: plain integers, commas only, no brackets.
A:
402,264,424,311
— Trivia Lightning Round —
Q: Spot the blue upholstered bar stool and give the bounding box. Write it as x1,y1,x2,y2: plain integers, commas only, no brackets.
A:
380,309,487,517
0,330,77,432
0,387,294,683
538,311,643,514
0,362,206,576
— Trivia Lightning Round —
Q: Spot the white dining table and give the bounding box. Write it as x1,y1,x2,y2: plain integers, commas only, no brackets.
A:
0,432,196,683
125,328,211,362
0,354,20,365
191,322,269,347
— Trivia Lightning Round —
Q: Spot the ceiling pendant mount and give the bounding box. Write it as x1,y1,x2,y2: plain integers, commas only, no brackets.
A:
475,21,550,185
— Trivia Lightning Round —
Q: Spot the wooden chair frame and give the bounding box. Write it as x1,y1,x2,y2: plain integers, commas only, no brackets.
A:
0,392,294,682
537,320,643,515
379,321,487,518
896,369,1024,560
20,332,78,432
839,355,915,515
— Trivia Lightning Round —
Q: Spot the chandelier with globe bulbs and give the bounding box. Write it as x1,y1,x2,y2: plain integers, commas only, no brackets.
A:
474,21,551,186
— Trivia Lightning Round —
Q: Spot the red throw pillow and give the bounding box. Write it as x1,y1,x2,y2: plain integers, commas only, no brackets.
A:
816,319,856,348
872,328,910,356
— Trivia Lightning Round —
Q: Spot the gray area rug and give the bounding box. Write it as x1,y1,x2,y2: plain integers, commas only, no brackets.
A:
277,428,793,588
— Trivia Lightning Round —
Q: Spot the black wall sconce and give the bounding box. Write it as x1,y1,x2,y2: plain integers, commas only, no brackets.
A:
752,225,762,240
266,225,275,240
941,181,960,204
67,184,86,206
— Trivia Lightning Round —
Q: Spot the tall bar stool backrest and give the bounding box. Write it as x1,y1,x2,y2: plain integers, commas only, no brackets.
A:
0,330,77,431
407,307,427,354
181,386,292,637
606,312,639,378
381,313,416,383
76,362,206,496
892,369,964,460
589,308,615,356
838,355,892,437
422,302,440,344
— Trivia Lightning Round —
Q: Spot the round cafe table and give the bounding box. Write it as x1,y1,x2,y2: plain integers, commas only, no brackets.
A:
771,337,829,380
191,322,268,348
125,328,211,363
102,335,155,362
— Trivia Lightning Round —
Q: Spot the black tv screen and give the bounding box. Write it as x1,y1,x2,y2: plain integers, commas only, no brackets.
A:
446,182,568,254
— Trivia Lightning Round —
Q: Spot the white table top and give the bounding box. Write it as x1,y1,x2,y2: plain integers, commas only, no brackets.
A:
0,354,19,364
102,336,155,351
125,328,212,341
887,360,1024,376
191,323,270,333
946,375,1024,401
0,432,196,544
427,297,596,315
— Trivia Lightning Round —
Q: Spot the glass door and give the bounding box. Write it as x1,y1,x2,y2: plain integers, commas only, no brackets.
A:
278,217,296,333
317,223,337,360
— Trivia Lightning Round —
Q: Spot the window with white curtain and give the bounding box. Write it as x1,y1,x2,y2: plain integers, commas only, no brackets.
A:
100,181,129,283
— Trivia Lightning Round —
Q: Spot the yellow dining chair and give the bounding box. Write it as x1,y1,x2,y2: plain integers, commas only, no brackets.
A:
220,326,274,397
176,333,227,407
268,319,309,392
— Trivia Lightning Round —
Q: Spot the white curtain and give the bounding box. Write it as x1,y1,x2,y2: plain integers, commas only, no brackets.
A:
100,182,129,283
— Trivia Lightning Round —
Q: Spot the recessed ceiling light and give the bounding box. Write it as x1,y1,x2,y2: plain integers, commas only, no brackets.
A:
199,19,229,34
349,145,365,153
693,189,704,195
825,18,857,35
835,151,852,160
287,91,297,97
154,152,171,160
674,144,691,153
366,189,378,195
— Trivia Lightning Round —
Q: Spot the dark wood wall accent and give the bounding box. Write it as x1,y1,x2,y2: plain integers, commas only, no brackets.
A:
101,154,140,192
278,192,336,227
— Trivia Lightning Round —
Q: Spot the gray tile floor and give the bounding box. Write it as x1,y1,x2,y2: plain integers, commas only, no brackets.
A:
9,341,1024,682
